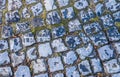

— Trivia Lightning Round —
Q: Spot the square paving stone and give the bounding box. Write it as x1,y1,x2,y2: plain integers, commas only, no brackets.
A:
113,11,120,22
74,0,88,10
57,0,69,7
31,3,43,16
100,14,114,28
54,73,64,77
11,52,25,67
15,65,31,77
113,42,120,54
83,22,102,35
78,60,92,76
51,38,68,52
90,58,103,73
52,26,66,38
31,59,47,74
61,7,75,19
46,11,61,25
0,39,8,51
0,67,12,77
0,51,10,65
36,29,51,43
62,51,77,65
68,19,82,32
10,37,22,52
98,45,115,61
34,73,48,77
44,0,57,11
90,32,108,46
106,27,120,41
21,32,36,46
38,43,52,57
66,66,80,77
65,35,81,48
48,57,64,72
76,43,94,60
2,25,13,38
26,47,37,61
103,59,120,74
79,32,90,44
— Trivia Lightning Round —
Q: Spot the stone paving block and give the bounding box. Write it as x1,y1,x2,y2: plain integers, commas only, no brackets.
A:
106,27,120,41
26,0,37,5
66,66,80,77
100,14,114,28
97,45,115,61
90,58,103,73
112,73,120,77
31,3,43,16
0,67,12,77
16,22,30,33
52,26,66,38
51,38,68,52
38,43,52,57
2,25,13,38
11,52,25,67
36,29,51,43
8,0,22,11
0,51,10,65
46,11,61,25
26,47,37,61
78,60,92,76
95,3,104,16
34,73,48,77
113,11,120,22
57,0,69,7
31,17,44,27
54,73,64,77
44,0,57,11
61,7,75,19
15,65,31,77
0,0,6,10
103,59,120,73
68,19,82,32
74,0,88,10
21,32,36,46
113,42,120,54
0,39,8,51
31,59,47,74
83,22,102,35
22,8,31,18
62,51,77,65
65,35,81,48
10,37,22,52
90,32,108,46
79,32,90,44
48,57,64,72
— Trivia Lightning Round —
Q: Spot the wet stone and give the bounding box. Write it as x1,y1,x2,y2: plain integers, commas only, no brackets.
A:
46,11,61,25
0,67,12,77
38,43,52,57
2,25,13,38
31,59,47,74
21,32,36,46
48,57,64,72
62,51,77,65
11,52,25,67
31,17,44,27
36,29,51,43
65,35,81,48
68,19,82,32
15,65,31,77
57,0,69,7
0,40,8,51
34,73,48,77
0,51,10,65
76,43,94,60
103,59,120,73
97,45,115,61
66,66,80,77
61,7,75,19
51,38,68,52
26,47,37,61
10,37,22,52
31,3,43,16
78,60,92,76
52,26,66,38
